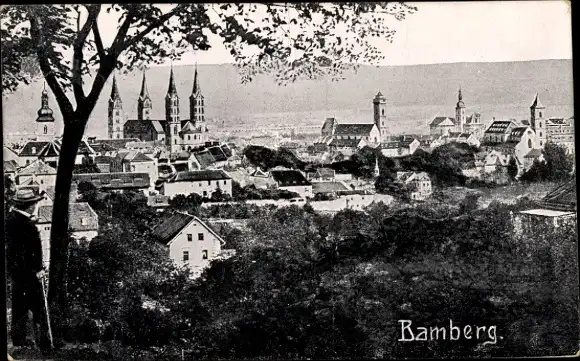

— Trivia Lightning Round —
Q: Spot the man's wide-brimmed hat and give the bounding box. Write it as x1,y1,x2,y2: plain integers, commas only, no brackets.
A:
11,188,45,205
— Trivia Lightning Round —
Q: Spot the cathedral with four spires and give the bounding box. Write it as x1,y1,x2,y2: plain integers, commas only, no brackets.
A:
111,64,210,153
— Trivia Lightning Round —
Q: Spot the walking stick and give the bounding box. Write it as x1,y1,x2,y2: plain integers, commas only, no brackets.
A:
39,273,54,350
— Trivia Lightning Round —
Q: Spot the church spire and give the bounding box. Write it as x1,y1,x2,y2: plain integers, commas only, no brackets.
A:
192,62,201,96
167,63,178,97
458,86,462,102
374,155,380,178
110,74,121,101
139,68,149,100
138,68,152,121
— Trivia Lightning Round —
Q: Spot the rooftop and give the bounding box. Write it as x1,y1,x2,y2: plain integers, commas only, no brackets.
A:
270,170,311,187
334,123,376,136
171,169,231,182
519,209,575,217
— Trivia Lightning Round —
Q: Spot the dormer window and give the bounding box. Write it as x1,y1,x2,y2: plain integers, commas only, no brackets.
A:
32,147,36,154
81,218,87,226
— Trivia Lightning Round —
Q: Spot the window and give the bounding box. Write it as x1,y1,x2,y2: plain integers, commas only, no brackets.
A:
223,180,227,185
539,112,543,118
208,180,211,185
32,147,36,154
183,251,189,262
174,127,177,135
203,190,207,197
187,234,192,242
174,139,177,144
81,218,87,226
539,122,542,128
202,250,208,260
44,125,48,134
539,132,542,137
198,233,204,241
116,110,120,116
188,135,191,140
528,139,532,148
381,109,385,116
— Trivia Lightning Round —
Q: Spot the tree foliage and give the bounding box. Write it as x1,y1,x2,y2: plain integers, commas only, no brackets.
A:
521,142,573,182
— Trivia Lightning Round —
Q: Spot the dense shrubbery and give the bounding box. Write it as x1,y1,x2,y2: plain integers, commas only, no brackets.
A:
68,186,578,359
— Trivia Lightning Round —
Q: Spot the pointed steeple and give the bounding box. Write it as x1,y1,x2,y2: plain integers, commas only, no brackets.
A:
192,62,201,96
139,68,150,100
110,74,122,102
374,155,380,178
456,86,465,108
458,86,462,101
531,93,545,109
167,63,178,97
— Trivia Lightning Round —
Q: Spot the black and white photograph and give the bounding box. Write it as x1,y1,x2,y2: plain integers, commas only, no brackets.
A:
2,1,578,360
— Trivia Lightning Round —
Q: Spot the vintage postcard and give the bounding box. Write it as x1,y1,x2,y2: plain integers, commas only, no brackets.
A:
2,1,578,360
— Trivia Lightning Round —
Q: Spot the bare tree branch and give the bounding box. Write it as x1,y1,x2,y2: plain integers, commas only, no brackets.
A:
28,8,74,119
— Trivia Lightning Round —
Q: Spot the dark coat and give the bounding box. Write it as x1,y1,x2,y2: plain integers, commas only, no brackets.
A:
5,209,44,278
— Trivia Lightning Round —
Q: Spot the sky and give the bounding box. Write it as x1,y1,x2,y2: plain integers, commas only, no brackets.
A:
91,1,573,67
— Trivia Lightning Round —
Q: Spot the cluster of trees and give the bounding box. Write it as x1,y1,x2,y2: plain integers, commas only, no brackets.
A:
68,184,579,359
243,146,307,171
520,142,574,182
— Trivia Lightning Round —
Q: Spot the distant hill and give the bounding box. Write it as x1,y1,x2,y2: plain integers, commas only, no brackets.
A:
2,59,573,139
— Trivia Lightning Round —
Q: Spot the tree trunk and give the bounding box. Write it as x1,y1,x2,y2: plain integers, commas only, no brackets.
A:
47,118,86,343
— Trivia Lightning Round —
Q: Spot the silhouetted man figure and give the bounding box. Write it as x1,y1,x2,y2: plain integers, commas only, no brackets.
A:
5,188,51,352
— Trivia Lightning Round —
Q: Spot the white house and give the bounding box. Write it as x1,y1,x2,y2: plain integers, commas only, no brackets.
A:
161,170,233,199
151,212,234,276
381,138,420,158
269,169,313,198
396,171,433,201
36,202,99,268
15,159,57,190
114,150,158,186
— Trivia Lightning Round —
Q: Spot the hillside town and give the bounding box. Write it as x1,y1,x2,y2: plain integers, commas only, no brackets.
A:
3,63,576,277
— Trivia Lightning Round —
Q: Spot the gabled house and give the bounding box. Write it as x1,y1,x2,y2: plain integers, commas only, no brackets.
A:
429,116,457,136
270,169,313,198
380,138,420,158
18,141,51,166
161,170,233,199
15,159,57,190
328,138,367,156
151,212,233,276
94,156,115,173
396,171,433,201
36,202,99,267
307,167,336,182
4,146,23,167
437,132,480,148
113,150,158,186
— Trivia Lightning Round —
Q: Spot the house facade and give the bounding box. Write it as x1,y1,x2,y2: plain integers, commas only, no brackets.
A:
396,171,433,201
15,159,57,190
270,169,313,198
380,137,420,158
161,170,233,199
36,202,99,268
152,212,233,275
546,116,575,154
